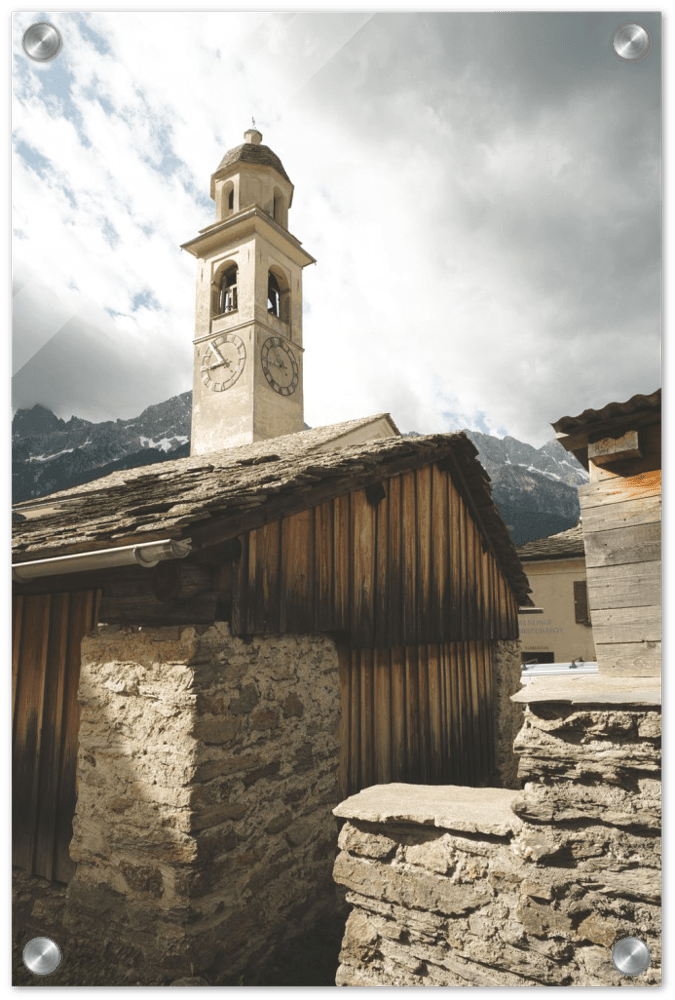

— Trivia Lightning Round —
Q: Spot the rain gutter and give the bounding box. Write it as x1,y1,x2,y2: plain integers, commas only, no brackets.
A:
12,538,193,583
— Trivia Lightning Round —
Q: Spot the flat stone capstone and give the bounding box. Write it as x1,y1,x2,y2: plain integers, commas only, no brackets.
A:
512,674,661,706
333,783,522,836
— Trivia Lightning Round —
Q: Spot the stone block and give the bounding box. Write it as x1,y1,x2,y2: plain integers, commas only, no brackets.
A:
286,819,316,847
250,709,280,730
337,822,398,860
65,624,341,983
118,861,164,898
228,683,260,715
334,853,492,916
282,693,305,718
404,835,456,875
575,912,618,947
192,716,241,745
265,809,293,834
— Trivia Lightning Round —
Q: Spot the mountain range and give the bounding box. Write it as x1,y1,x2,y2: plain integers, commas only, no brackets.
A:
12,394,586,546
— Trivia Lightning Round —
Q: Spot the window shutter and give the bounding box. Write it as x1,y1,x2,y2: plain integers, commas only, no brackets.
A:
573,580,591,625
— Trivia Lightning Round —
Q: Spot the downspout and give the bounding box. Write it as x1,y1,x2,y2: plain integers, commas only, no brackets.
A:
12,538,193,583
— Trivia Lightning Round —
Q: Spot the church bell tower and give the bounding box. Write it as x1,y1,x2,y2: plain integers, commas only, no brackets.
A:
182,128,316,455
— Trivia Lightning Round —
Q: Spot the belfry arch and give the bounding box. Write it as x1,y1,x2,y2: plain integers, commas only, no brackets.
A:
267,266,290,323
213,262,238,316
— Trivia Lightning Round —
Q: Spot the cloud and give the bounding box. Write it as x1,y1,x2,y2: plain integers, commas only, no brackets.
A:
12,11,661,446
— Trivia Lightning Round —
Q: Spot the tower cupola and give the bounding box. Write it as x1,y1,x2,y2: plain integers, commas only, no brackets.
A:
209,128,293,229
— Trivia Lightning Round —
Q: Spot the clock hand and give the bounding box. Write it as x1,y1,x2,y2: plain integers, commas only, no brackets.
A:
210,344,226,365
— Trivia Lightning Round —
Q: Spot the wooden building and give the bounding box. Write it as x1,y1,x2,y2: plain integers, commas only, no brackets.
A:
13,420,530,885
553,389,661,676
517,523,596,665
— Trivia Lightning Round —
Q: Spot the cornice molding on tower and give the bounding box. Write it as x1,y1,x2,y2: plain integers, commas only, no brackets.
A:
181,206,315,267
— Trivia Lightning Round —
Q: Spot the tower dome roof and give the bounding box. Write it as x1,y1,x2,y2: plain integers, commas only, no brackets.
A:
214,130,291,185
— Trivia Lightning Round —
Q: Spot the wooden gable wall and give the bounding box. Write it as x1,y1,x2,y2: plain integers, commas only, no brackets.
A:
579,420,661,676
231,462,520,648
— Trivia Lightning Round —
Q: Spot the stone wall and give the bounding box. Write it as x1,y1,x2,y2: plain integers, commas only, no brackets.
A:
490,638,523,789
63,622,342,984
333,679,661,987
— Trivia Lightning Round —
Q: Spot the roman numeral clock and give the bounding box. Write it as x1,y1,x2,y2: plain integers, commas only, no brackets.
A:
181,127,316,456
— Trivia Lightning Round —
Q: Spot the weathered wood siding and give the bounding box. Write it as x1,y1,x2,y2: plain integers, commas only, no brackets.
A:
338,641,495,798
580,422,661,675
12,590,100,882
232,464,520,647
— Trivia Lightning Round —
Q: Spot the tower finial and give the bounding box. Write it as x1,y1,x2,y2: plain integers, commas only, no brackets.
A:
244,121,263,145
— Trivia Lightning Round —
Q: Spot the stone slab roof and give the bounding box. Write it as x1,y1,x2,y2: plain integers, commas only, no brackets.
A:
516,523,585,561
214,142,291,185
12,417,531,605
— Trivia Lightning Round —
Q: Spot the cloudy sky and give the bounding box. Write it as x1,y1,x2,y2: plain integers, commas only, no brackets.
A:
12,10,661,446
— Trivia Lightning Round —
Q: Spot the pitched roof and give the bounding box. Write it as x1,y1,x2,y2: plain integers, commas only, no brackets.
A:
552,389,661,435
516,523,585,561
12,418,531,605
214,142,291,185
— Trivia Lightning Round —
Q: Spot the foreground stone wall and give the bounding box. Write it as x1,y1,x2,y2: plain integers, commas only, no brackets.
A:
64,623,341,984
333,680,661,987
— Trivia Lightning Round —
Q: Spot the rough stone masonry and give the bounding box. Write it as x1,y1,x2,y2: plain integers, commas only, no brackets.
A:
333,682,661,987
63,622,342,984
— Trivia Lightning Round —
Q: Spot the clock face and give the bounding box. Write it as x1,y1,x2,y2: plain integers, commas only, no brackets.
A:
200,334,246,391
261,337,299,396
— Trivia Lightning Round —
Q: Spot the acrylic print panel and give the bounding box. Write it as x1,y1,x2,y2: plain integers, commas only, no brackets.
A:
11,10,661,987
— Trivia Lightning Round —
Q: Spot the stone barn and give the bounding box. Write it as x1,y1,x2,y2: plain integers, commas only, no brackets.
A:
12,423,531,982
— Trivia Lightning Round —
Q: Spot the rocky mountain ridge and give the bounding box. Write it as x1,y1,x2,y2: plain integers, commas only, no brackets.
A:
12,395,586,546
12,393,192,504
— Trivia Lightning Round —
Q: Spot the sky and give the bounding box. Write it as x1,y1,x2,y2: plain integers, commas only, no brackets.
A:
11,10,662,447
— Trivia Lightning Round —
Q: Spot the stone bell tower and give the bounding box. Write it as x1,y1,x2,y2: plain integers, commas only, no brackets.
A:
182,128,316,455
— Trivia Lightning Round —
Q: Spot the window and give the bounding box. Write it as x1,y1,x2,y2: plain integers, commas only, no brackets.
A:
222,182,235,218
573,580,591,625
218,266,238,314
272,188,286,226
267,267,290,322
522,652,556,665
267,272,280,317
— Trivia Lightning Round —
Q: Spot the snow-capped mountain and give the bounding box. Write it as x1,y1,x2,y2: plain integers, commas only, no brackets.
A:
12,395,586,547
462,430,586,546
12,393,192,504
461,430,588,487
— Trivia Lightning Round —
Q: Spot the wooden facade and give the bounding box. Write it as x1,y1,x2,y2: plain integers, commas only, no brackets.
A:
340,641,495,797
231,466,519,647
13,430,528,880
12,589,100,882
554,391,661,676
227,464,519,797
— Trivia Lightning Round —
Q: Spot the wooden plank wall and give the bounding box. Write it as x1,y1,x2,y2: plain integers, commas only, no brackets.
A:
338,641,494,798
233,464,519,648
12,590,100,883
580,422,661,676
